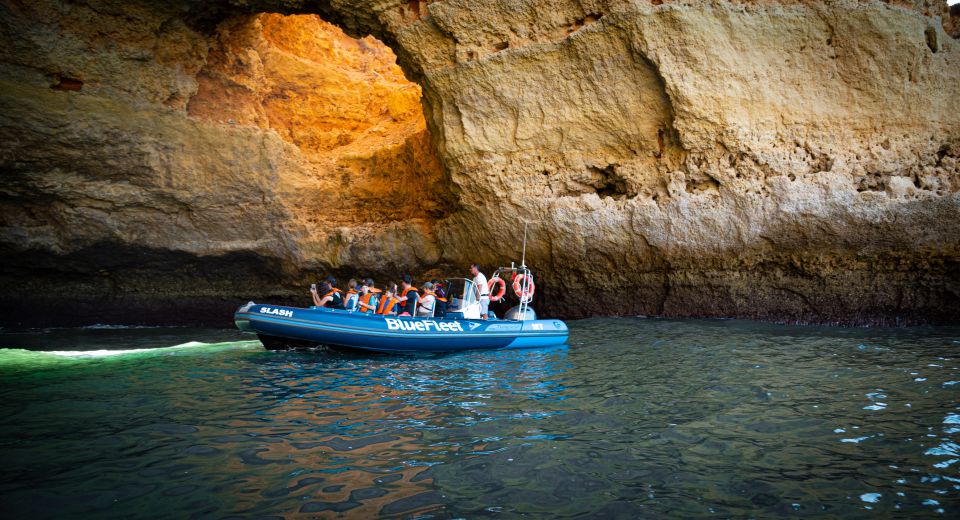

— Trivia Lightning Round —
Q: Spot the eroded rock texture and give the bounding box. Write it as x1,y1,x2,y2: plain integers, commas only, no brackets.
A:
1,0,958,325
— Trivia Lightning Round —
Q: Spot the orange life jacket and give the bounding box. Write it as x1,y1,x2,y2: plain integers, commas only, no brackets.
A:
320,288,343,309
358,291,377,313
377,295,398,315
400,286,418,298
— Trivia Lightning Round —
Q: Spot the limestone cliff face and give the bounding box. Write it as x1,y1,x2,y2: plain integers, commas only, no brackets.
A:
385,0,960,322
0,0,958,325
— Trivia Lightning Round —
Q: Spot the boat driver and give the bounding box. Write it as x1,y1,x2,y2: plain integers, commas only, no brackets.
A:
470,263,490,319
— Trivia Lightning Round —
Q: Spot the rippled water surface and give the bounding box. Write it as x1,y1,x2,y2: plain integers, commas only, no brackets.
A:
0,319,958,518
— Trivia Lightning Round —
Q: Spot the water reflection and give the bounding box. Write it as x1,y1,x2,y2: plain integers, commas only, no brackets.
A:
225,346,571,517
0,320,958,517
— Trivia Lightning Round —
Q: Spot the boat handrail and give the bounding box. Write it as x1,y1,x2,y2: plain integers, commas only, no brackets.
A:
489,264,535,321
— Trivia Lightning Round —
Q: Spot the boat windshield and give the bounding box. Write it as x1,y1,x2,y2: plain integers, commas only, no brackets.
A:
444,278,481,319
445,279,477,307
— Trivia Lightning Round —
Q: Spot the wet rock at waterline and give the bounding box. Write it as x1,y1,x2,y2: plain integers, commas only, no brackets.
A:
1,0,958,325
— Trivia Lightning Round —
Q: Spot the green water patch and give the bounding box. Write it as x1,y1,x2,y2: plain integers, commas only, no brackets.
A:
0,337,264,375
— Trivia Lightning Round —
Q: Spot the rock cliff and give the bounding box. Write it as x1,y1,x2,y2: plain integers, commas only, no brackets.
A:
1,0,958,325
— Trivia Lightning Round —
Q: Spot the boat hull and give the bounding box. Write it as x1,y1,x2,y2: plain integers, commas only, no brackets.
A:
234,303,569,353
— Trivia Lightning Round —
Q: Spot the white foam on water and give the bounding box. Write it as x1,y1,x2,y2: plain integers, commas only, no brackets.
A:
47,341,213,358
860,493,881,503
842,436,871,443
168,341,212,349
48,349,152,358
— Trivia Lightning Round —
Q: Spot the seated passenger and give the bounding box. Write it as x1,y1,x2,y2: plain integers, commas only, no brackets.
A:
344,279,359,311
431,279,448,318
395,275,419,317
416,282,437,317
357,278,380,314
311,281,344,309
376,283,399,315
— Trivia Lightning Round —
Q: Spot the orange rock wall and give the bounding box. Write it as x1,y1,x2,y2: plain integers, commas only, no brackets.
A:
187,14,450,227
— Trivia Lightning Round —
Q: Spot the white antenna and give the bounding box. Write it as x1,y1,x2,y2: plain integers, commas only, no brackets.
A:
520,221,528,268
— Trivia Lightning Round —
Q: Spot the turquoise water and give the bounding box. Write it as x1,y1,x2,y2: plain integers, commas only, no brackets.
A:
0,319,957,518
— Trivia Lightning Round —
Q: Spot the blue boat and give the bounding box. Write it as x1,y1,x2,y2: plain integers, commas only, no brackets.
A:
234,266,569,353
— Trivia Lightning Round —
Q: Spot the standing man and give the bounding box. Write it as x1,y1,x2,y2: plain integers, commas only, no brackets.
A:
470,263,490,319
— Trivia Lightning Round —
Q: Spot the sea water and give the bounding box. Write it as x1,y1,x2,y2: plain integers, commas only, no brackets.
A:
0,318,957,517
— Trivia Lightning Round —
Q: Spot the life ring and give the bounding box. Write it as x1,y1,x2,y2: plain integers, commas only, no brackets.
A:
512,274,535,303
488,277,507,302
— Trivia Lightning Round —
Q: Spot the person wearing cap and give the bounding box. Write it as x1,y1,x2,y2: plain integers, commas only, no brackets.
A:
469,263,490,319
395,275,419,316
416,282,437,317
357,278,380,313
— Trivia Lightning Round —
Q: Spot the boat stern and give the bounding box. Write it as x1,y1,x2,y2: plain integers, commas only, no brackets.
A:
234,301,256,333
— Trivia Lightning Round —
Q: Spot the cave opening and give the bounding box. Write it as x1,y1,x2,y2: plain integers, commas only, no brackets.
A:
186,13,454,226
0,7,466,327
